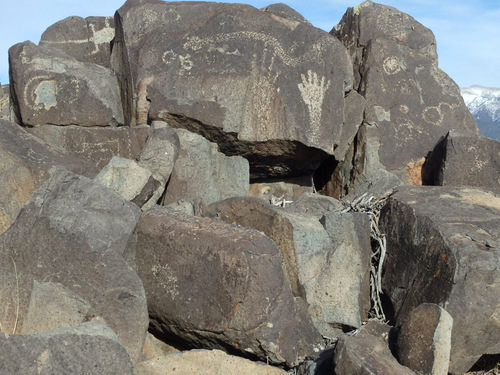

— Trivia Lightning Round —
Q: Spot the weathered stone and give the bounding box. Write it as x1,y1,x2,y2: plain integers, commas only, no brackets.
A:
40,16,115,67
21,281,93,334
9,41,123,126
422,131,500,192
94,156,160,207
0,169,148,361
133,207,323,366
286,192,344,217
248,175,313,203
0,321,135,374
0,119,99,234
163,128,249,206
27,124,150,169
204,197,371,336
0,84,10,120
334,321,416,375
379,186,500,373
112,0,354,178
397,303,453,375
140,332,180,362
261,3,311,26
137,121,180,208
331,1,478,194
136,349,289,375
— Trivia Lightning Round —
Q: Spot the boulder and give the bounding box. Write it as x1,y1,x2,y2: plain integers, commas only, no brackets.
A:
132,207,323,366
9,41,123,126
331,1,478,196
0,84,10,120
27,124,150,169
94,156,160,207
20,281,94,334
422,131,500,192
136,349,289,375
248,176,314,203
140,332,180,362
204,197,372,337
333,320,416,375
163,128,249,206
0,169,148,361
137,121,180,208
111,0,355,178
379,186,500,373
0,321,135,374
397,303,453,375
40,16,115,67
0,119,99,234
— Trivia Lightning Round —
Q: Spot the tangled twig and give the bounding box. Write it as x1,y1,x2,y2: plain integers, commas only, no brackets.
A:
342,190,393,321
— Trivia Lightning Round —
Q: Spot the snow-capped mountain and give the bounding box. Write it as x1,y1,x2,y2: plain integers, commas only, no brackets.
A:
461,85,500,140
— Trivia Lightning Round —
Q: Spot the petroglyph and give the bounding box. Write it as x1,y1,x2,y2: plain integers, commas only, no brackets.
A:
183,32,334,67
42,18,114,56
298,70,331,142
151,264,179,299
383,56,403,75
162,51,193,74
374,106,391,121
34,80,57,110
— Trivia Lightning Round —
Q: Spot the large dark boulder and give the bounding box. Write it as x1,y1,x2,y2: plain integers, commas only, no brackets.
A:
9,41,123,126
39,16,115,67
331,1,479,197
379,186,500,373
0,119,99,234
131,207,323,367
111,0,355,179
422,131,500,192
0,169,148,361
0,321,135,374
27,124,150,169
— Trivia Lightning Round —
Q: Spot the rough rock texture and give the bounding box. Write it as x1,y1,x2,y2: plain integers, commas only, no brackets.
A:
94,156,160,207
204,197,371,336
379,186,500,374
132,207,323,367
137,121,180,208
9,41,123,126
27,124,150,169
397,303,453,375
136,349,289,375
112,0,355,178
334,320,416,375
0,321,135,374
422,131,500,192
0,119,99,234
0,169,148,361
248,176,313,202
40,16,115,67
21,281,94,334
331,1,479,196
0,84,10,120
163,128,249,205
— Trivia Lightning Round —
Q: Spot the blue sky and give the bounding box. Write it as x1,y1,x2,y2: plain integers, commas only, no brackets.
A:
1,0,499,88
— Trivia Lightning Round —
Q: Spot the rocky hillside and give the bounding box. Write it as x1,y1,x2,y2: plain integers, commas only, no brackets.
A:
462,85,500,140
0,1,499,374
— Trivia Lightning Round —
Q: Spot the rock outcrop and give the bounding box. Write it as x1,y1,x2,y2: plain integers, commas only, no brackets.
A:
1,0,498,374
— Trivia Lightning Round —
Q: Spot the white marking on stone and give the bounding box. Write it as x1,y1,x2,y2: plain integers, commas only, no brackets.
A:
383,56,402,75
34,80,57,110
298,70,331,142
374,106,391,122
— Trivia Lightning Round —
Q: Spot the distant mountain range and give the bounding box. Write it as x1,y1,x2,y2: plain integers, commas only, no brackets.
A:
461,85,500,140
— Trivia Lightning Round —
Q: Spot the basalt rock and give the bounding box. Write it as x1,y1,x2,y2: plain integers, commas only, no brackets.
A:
331,1,479,197
132,207,323,367
40,16,115,67
111,0,355,179
422,131,500,192
0,119,99,234
26,124,150,169
0,84,10,120
379,186,500,374
0,169,148,361
9,41,123,126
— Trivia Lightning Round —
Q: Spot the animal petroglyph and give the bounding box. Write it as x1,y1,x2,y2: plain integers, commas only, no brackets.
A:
183,32,333,67
298,70,331,142
162,51,193,75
